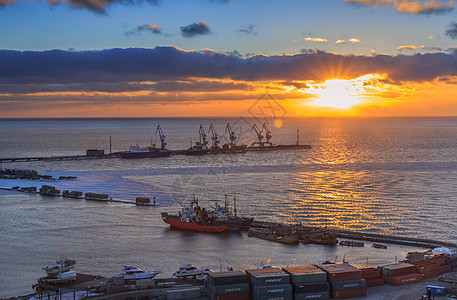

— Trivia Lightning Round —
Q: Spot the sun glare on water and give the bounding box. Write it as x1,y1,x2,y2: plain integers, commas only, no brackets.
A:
312,79,361,109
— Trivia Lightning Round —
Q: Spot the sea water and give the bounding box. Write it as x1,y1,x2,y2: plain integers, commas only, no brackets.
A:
1,117,456,297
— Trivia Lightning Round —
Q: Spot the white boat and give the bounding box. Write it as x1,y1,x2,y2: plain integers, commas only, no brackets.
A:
122,265,161,280
173,263,205,278
43,259,76,275
196,268,214,280
40,270,77,283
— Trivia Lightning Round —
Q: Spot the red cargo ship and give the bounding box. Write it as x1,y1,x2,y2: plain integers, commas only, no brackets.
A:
161,199,228,233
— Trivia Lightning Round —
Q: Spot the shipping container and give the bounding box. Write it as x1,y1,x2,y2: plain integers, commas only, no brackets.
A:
283,265,327,283
251,272,290,286
331,279,366,291
429,255,446,267
360,268,381,280
390,273,421,286
208,271,248,286
317,263,362,282
331,288,366,299
381,263,416,278
210,293,250,300
420,269,439,280
414,261,439,274
294,291,330,300
426,285,446,296
439,264,452,274
166,287,201,300
252,294,293,300
211,283,250,296
365,277,384,287
293,281,329,294
254,283,292,296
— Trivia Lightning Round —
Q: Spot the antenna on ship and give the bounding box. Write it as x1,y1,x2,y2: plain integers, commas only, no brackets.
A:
224,193,228,210
296,129,299,146
233,197,237,217
109,136,112,154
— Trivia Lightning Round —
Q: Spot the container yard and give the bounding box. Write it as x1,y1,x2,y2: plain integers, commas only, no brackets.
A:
27,253,457,300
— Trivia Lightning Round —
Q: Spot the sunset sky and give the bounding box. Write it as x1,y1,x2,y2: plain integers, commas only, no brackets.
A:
2,0,457,117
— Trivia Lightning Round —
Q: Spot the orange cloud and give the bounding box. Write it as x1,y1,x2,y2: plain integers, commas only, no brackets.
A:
346,0,455,14
305,37,328,42
335,40,346,44
397,45,418,50
349,38,360,43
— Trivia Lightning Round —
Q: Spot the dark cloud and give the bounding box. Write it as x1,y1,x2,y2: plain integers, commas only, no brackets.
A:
0,0,14,7
126,24,162,36
236,24,258,35
180,21,211,38
0,0,157,13
279,81,310,89
2,47,457,89
445,22,457,39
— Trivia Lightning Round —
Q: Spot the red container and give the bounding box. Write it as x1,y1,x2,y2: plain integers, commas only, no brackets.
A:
331,288,366,299
385,265,416,277
390,273,421,286
439,264,452,274
420,269,439,280
318,263,362,282
360,268,381,280
365,277,384,287
212,293,249,300
414,262,438,274
430,255,446,267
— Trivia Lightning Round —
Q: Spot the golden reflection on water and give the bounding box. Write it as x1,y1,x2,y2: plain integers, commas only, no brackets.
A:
286,119,387,231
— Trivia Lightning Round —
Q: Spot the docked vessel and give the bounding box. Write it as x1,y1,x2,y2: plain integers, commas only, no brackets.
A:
185,124,209,155
161,198,228,233
212,195,253,231
120,125,171,159
43,259,76,275
173,263,205,278
247,123,311,151
39,270,77,283
121,265,161,280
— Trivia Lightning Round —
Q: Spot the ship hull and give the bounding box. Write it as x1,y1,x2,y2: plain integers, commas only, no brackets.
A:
162,218,228,233
119,151,171,159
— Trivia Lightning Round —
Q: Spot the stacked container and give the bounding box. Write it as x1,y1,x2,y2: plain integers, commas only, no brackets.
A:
246,268,292,300
359,268,384,287
283,265,329,300
318,263,365,299
377,262,419,286
206,271,250,300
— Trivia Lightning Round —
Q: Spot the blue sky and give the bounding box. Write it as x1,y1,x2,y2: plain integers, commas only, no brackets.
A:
2,0,457,117
1,0,455,55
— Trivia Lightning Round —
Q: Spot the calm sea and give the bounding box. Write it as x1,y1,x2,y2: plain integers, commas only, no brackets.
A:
0,117,456,297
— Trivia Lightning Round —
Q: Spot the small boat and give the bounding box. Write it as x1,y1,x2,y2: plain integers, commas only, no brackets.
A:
120,125,171,159
173,263,205,278
120,145,171,159
196,268,214,280
210,196,253,231
122,265,161,280
185,125,210,155
40,270,77,283
43,259,76,275
372,243,388,249
161,198,228,233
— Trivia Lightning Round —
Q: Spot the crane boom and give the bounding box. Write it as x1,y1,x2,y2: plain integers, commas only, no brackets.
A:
155,125,167,149
250,124,264,143
208,124,220,148
262,123,272,143
199,124,208,146
225,123,237,145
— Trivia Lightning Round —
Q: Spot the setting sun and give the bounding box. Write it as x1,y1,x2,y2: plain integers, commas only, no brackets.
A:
312,79,360,109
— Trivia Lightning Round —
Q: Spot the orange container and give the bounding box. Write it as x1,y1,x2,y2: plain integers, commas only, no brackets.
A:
439,264,452,274
365,277,384,287
390,273,421,286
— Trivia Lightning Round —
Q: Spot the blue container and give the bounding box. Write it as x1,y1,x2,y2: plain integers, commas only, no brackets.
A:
294,291,330,300
211,283,250,296
252,294,293,300
254,283,293,296
331,279,366,291
426,285,446,296
252,272,290,286
294,282,329,294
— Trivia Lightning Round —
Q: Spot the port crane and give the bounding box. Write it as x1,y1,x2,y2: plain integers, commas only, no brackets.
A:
155,125,167,150
208,124,221,149
262,123,272,145
250,124,264,145
199,124,209,148
225,123,237,145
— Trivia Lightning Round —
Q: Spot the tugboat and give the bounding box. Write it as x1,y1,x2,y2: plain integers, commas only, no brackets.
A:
120,125,171,158
220,123,247,154
161,197,228,233
185,124,210,155
173,263,205,278
121,265,161,280
211,195,253,231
